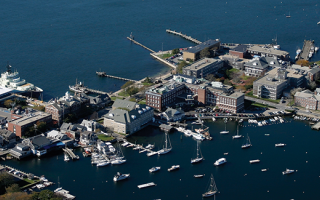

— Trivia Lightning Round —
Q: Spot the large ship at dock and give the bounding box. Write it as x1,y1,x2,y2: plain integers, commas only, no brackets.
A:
0,64,43,98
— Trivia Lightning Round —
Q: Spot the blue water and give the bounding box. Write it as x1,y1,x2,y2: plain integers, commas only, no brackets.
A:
4,118,320,199
0,0,320,100
1,0,320,199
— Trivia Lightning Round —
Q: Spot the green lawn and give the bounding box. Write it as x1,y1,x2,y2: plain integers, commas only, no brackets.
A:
245,91,280,103
97,134,115,141
159,53,174,59
138,100,146,105
229,68,240,73
142,82,154,86
111,96,123,101
118,91,130,97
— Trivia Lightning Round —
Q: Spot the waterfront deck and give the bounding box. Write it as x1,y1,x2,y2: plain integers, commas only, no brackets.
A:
62,148,79,160
298,40,314,60
166,29,202,44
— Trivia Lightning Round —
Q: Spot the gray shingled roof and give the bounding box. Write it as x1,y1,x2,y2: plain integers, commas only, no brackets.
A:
244,57,280,69
186,39,220,54
163,107,185,118
112,99,136,111
309,67,320,75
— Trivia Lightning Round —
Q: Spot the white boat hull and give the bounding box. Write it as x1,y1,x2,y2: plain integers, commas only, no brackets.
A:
158,148,172,155
191,157,203,164
220,131,229,134
232,135,242,139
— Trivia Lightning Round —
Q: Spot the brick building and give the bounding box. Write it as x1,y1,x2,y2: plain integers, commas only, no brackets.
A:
8,110,52,138
183,39,220,61
294,90,320,110
229,45,249,58
182,58,224,78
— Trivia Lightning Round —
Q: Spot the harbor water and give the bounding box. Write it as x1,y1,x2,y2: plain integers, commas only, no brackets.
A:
4,118,320,199
0,0,320,100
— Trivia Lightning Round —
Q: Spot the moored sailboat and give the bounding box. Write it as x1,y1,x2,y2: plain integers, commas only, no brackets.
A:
158,133,172,155
220,120,229,134
202,174,218,198
232,124,242,139
191,140,204,164
241,134,252,149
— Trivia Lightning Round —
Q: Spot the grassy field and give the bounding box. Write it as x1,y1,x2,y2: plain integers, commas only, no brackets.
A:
159,53,174,59
245,91,280,103
118,91,129,97
97,134,115,141
110,96,123,101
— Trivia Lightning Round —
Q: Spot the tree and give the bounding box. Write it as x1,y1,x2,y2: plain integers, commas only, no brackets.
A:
5,184,20,193
172,48,179,55
308,81,317,91
143,77,152,83
200,47,210,58
0,192,31,200
205,74,216,82
296,59,309,67
36,121,47,133
176,61,188,74
126,86,139,96
31,189,62,200
121,81,134,89
224,79,233,86
0,172,14,189
3,100,13,109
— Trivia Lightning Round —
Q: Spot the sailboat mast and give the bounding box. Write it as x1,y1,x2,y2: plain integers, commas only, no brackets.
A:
165,133,168,150
196,141,199,158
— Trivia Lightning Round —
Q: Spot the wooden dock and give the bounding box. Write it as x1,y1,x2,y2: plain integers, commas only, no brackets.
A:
311,121,320,130
166,29,202,44
96,71,137,82
126,37,155,53
298,40,314,60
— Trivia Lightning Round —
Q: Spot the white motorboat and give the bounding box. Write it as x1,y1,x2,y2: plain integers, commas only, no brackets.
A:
133,145,143,150
113,172,130,182
149,166,161,173
212,117,216,122
282,168,295,175
121,142,129,147
168,165,180,172
232,124,242,139
147,151,158,157
97,160,110,167
194,174,205,178
238,119,243,123
214,158,227,166
202,174,218,198
137,182,156,189
192,133,205,141
220,121,229,134
64,153,70,162
184,130,192,137
318,21,320,25
275,143,286,147
111,159,126,165
145,144,155,149
261,169,268,172
249,159,260,164
315,47,319,52
191,140,204,164
158,133,172,155
241,134,252,149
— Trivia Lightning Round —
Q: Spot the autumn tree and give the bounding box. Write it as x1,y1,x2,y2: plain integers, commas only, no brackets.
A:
296,59,309,67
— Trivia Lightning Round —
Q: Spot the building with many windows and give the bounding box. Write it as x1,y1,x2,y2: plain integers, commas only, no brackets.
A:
294,89,320,110
183,39,220,61
103,99,154,135
182,58,224,78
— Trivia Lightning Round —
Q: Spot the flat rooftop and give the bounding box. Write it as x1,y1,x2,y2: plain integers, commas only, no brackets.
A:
10,111,51,126
184,58,222,71
248,45,289,57
186,39,220,54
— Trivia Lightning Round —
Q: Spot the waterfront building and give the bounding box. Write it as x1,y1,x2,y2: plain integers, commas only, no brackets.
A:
183,39,220,61
8,109,52,138
162,107,185,122
294,89,320,110
60,122,86,139
221,54,248,70
46,130,70,141
80,119,97,132
229,45,249,58
244,57,281,77
80,131,98,146
104,99,154,135
22,134,65,157
247,45,290,60
9,143,32,159
253,68,288,100
286,69,304,88
182,58,224,78
0,129,16,146
173,74,196,84
307,67,320,82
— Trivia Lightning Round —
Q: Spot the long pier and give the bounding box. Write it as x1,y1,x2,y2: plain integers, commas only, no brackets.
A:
96,71,137,82
63,148,79,160
166,29,202,44
298,40,314,60
126,37,155,53
85,87,109,95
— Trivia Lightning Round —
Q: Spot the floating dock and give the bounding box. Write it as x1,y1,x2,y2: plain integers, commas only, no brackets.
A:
126,37,155,53
137,182,156,189
62,148,79,160
166,29,202,44
96,71,137,82
298,40,314,60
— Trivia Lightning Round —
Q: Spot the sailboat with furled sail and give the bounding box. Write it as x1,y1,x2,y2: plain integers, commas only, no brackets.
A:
158,133,172,155
220,119,229,134
191,140,204,164
202,174,218,198
232,123,243,139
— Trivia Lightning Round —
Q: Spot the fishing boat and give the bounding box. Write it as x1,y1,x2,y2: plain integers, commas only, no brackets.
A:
64,153,70,162
275,143,286,147
214,158,227,166
168,165,180,172
149,166,161,173
232,124,242,139
113,172,130,182
191,140,204,164
241,134,252,149
220,120,229,134
202,174,218,198
194,174,205,178
158,133,172,155
282,168,295,175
